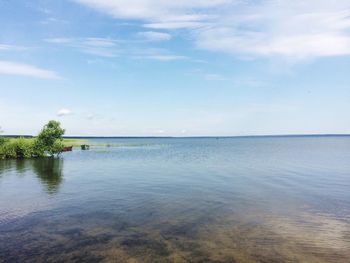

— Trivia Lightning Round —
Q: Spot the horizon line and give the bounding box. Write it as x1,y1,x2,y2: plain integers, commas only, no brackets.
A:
2,133,350,139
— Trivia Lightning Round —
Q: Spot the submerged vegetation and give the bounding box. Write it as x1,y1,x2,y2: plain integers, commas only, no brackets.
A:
0,120,65,159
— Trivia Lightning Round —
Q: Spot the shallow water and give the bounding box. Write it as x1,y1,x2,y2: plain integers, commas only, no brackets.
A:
1,136,350,262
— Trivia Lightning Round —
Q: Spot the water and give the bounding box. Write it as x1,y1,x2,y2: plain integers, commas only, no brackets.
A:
1,136,350,262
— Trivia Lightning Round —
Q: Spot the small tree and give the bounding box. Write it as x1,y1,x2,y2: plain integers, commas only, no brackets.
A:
36,120,65,156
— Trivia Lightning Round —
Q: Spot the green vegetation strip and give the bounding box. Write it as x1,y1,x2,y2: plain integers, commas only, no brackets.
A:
1,126,159,159
63,139,89,147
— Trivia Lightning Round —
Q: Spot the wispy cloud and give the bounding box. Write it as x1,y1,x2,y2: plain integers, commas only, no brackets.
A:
0,44,26,51
45,37,119,57
46,37,188,60
0,61,60,79
74,0,350,61
46,37,189,61
0,44,15,50
196,1,350,60
131,47,188,61
84,38,117,47
144,21,207,29
140,55,187,61
74,0,228,28
137,31,172,41
57,108,73,117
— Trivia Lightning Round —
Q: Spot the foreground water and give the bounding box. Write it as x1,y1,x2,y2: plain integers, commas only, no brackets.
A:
0,136,350,262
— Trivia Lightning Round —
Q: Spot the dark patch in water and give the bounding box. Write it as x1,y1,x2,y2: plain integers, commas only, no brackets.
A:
121,235,170,257
161,222,199,238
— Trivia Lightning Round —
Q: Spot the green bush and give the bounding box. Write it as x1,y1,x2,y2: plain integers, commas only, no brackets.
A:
0,140,17,159
0,136,8,146
14,138,34,158
0,120,65,159
0,138,42,159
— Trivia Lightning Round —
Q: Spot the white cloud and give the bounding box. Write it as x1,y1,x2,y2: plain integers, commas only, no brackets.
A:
137,31,172,41
196,1,350,59
0,61,60,79
74,0,350,60
57,108,73,117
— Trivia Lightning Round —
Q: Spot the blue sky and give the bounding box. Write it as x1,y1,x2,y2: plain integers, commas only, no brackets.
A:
0,0,350,136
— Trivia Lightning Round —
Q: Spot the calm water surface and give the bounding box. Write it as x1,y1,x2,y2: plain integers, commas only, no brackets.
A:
1,136,350,262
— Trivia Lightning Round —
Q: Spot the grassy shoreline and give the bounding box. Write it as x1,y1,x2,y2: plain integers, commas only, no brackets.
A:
0,137,154,160
62,139,89,147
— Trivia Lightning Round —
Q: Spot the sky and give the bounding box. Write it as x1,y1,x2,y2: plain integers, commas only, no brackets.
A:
0,0,350,136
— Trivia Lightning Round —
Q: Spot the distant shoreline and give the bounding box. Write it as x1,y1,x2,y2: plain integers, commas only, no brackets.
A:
2,134,350,139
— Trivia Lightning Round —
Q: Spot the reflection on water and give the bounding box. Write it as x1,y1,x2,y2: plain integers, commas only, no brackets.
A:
0,158,64,194
32,158,63,194
0,137,350,262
